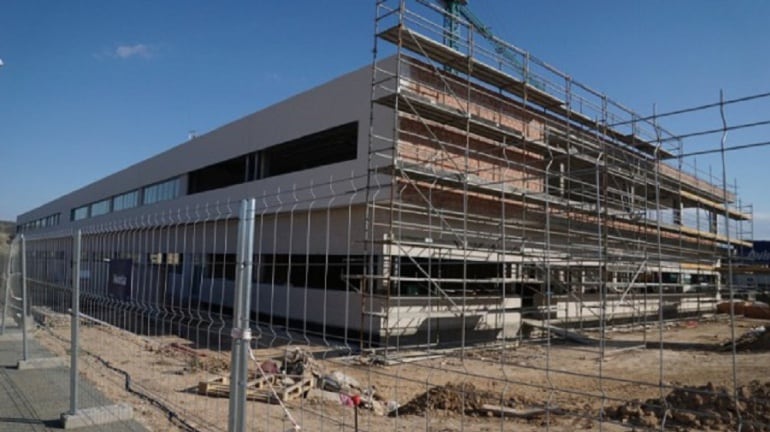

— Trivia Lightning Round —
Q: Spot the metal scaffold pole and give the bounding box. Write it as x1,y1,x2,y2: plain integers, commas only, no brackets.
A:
21,234,28,361
228,198,256,432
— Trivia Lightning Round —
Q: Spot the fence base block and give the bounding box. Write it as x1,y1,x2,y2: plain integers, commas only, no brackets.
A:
20,314,35,330
60,403,134,429
17,357,67,370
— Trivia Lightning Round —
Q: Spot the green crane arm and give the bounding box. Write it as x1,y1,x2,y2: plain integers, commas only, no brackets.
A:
440,0,543,89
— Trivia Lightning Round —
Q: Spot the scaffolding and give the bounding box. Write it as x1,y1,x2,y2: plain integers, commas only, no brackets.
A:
365,0,753,348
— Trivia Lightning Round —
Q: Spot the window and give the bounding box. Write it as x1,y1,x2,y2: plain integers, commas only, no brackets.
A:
256,254,366,291
167,253,185,274
188,154,251,195
691,274,716,285
661,272,680,284
113,190,139,211
44,214,60,227
71,205,89,221
143,178,181,205
90,199,111,217
205,253,237,281
259,122,358,178
393,257,505,295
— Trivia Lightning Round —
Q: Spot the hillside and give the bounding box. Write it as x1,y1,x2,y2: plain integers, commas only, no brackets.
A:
0,221,14,257
0,220,14,234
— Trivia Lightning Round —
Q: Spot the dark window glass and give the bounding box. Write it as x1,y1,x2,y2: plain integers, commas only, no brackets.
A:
71,206,89,221
393,257,505,295
90,199,111,217
113,190,139,211
204,253,237,281
255,254,366,291
143,178,180,205
188,155,250,195
260,122,358,178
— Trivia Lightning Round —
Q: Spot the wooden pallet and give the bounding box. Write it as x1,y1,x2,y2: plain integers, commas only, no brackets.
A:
278,376,314,402
198,376,230,398
198,374,276,400
198,374,312,403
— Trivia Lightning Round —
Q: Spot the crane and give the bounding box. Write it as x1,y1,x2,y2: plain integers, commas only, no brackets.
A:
439,0,543,89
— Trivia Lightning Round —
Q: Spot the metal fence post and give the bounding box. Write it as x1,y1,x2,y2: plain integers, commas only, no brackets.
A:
228,199,256,432
70,230,81,415
21,234,28,361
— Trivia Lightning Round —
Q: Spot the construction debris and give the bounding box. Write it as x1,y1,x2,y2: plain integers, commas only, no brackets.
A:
260,359,279,375
197,373,313,403
197,347,388,412
595,344,646,361
724,326,770,352
480,404,546,419
716,301,770,320
198,374,271,400
604,381,770,431
522,319,594,345
320,370,360,393
198,347,322,404
282,346,323,377
393,382,544,418
356,350,388,366
348,350,444,367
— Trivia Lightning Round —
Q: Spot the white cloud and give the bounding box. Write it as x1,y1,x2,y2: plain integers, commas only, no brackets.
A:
114,44,152,59
261,72,282,82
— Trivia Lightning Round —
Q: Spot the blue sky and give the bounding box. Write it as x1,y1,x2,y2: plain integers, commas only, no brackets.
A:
1,1,769,238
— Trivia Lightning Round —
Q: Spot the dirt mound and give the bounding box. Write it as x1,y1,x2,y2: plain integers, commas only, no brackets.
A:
605,381,770,431
717,301,748,316
394,382,512,416
725,326,770,352
717,302,770,319
746,304,770,320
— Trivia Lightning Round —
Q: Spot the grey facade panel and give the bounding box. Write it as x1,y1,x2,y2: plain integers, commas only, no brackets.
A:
18,58,396,231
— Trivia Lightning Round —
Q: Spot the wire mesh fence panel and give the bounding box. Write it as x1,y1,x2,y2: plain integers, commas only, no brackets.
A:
237,174,372,431
20,203,243,431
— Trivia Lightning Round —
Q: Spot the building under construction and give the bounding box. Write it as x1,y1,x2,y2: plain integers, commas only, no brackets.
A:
16,0,753,347
361,0,753,344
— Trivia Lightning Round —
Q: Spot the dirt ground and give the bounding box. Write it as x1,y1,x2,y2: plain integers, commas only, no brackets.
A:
31,313,770,432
